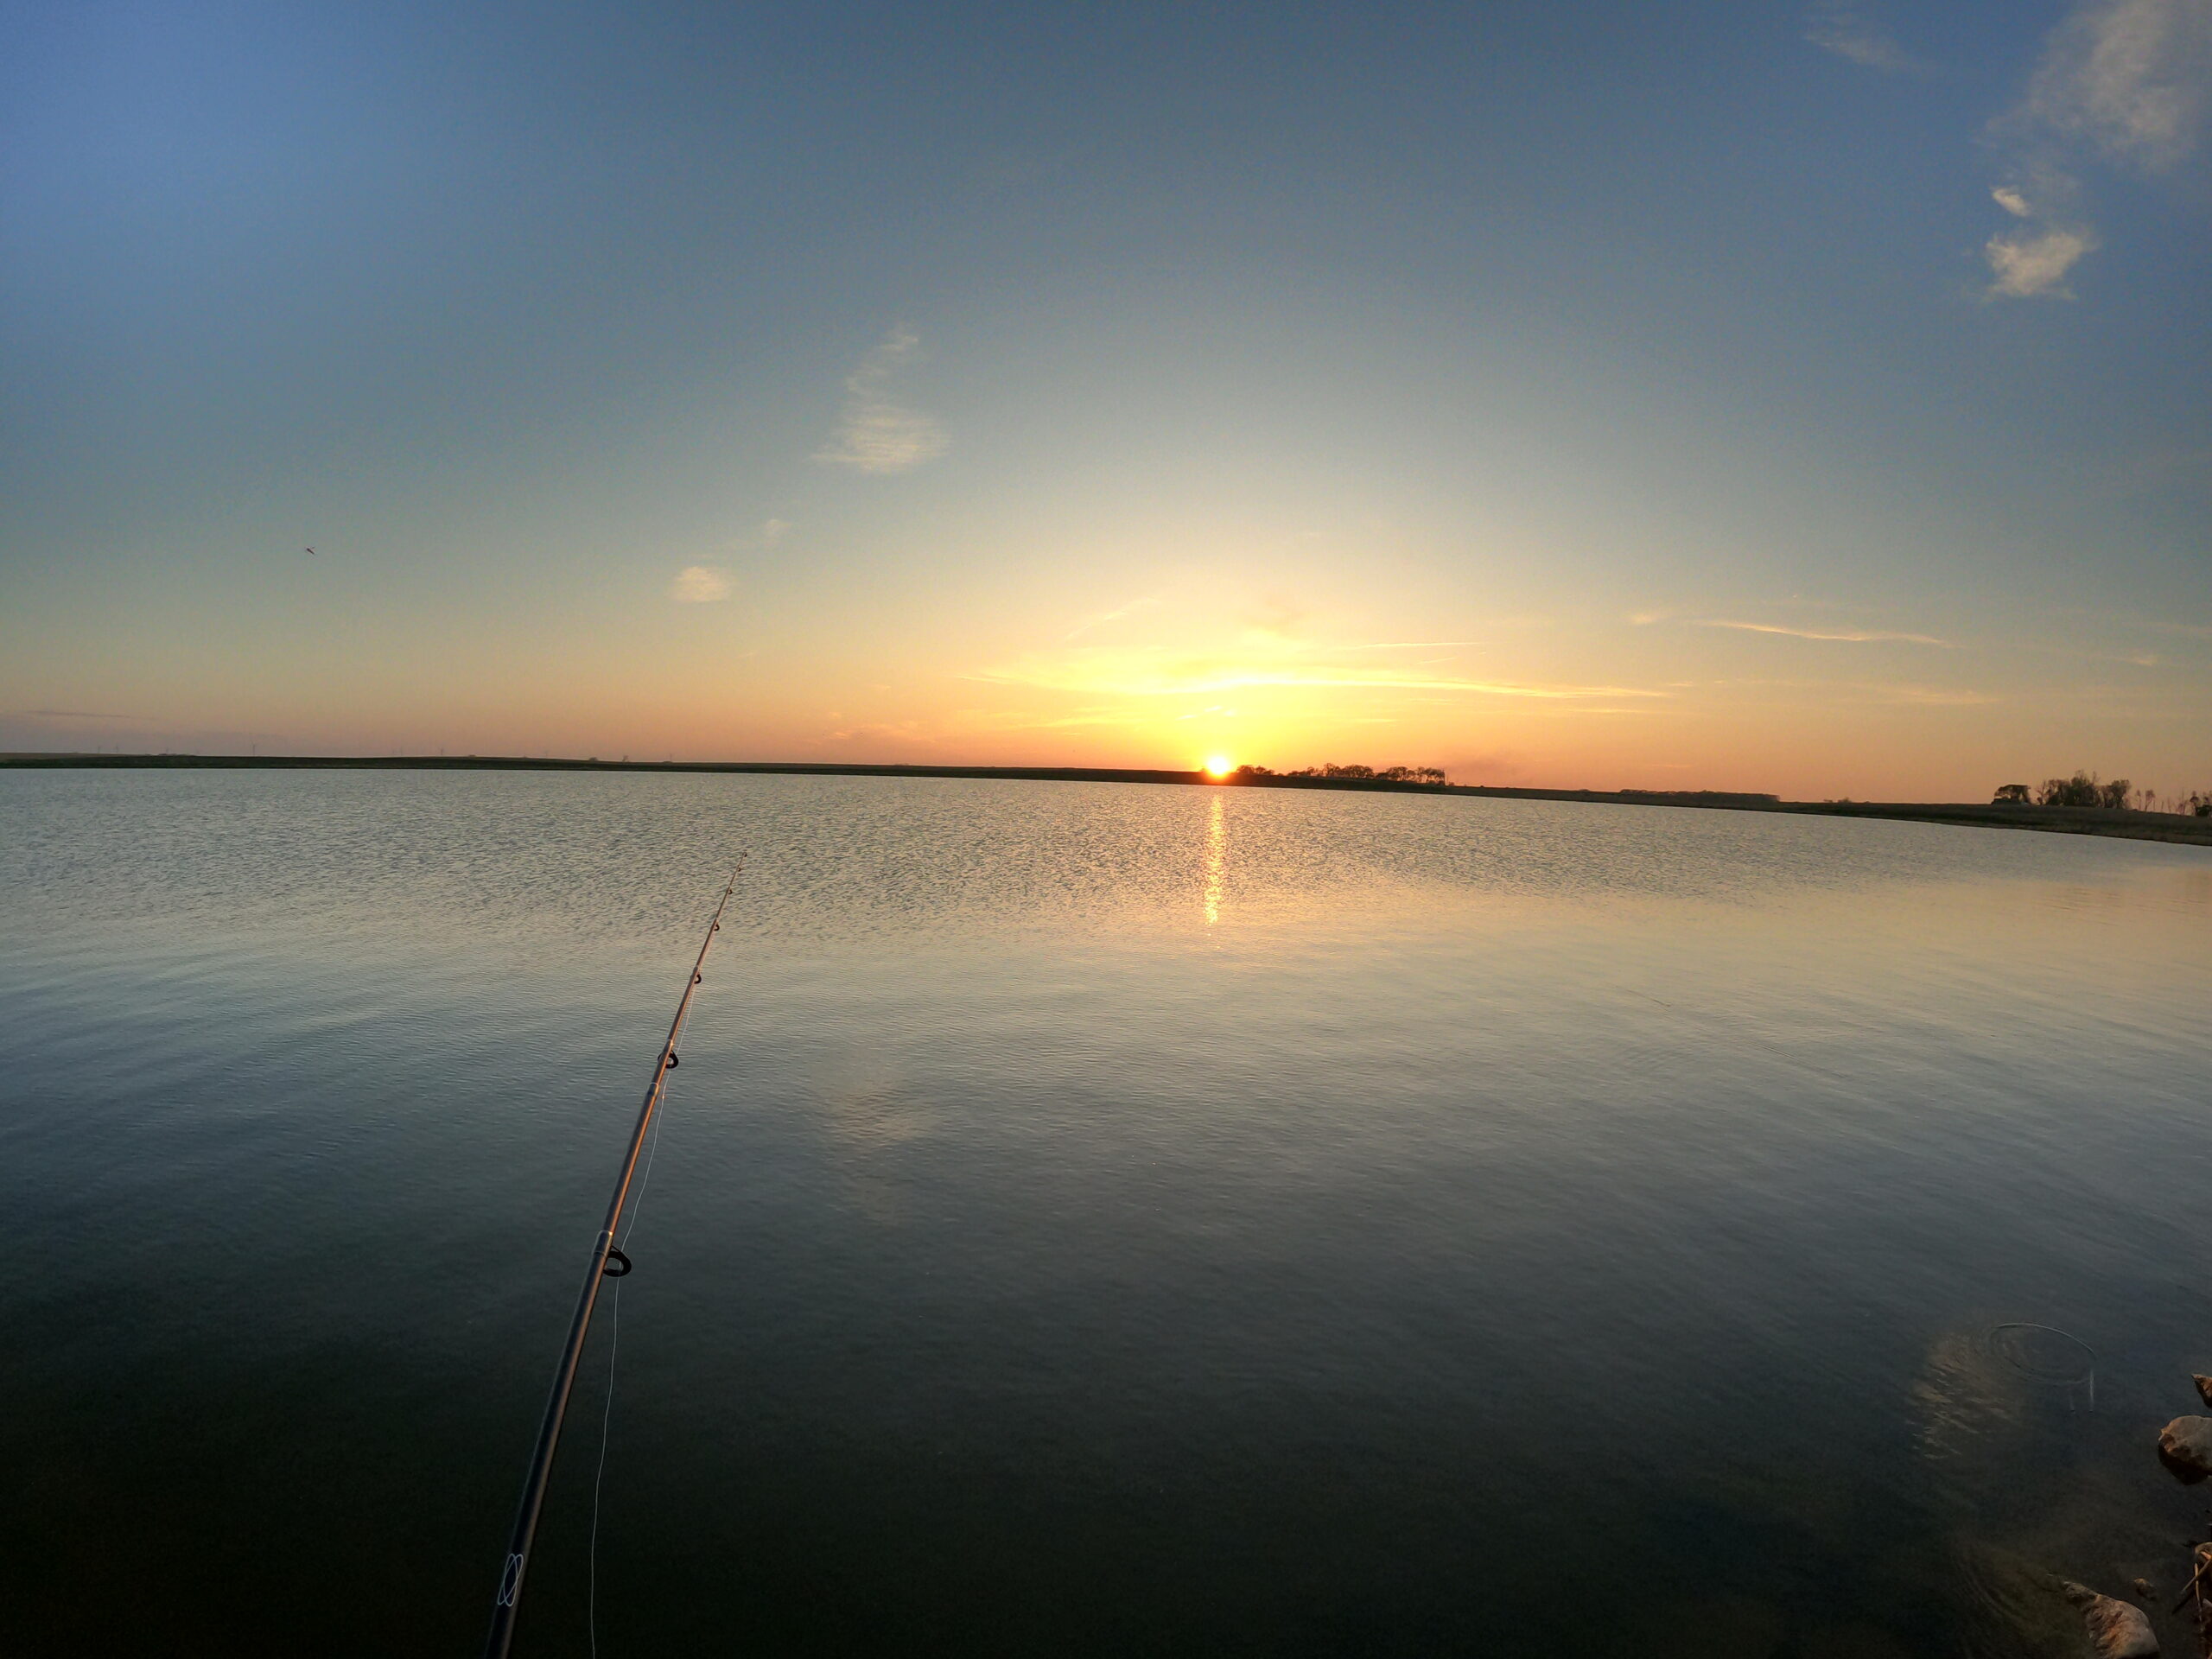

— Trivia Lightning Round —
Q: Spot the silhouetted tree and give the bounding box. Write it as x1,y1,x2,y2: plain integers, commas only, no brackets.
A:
1237,761,1446,785
1992,783,2031,804
2038,771,2104,808
2031,771,2141,810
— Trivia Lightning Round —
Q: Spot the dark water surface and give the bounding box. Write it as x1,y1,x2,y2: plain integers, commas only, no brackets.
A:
4,770,2209,1656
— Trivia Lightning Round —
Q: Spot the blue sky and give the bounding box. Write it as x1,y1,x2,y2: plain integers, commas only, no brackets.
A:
2,0,2206,796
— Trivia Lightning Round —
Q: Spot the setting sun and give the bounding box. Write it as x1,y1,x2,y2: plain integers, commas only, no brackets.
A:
1204,755,1235,777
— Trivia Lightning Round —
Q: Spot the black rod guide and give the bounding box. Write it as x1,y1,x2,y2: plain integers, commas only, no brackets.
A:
483,864,742,1658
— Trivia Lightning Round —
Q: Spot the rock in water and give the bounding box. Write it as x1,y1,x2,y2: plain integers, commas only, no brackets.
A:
2062,1583,2158,1658
2193,1374,2212,1408
2158,1416,2212,1480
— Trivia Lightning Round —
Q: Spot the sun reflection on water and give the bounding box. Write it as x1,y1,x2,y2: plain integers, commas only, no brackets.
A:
1204,792,1227,925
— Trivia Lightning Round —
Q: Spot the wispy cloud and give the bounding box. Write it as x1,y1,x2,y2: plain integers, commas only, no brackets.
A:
824,719,935,747
1697,619,1953,645
970,644,1662,701
1331,640,1490,651
1980,172,2098,297
4,708,149,720
1805,2,1929,73
720,518,793,554
1862,683,1999,705
670,565,733,603
982,706,1161,732
814,328,948,474
1984,0,2212,297
1062,593,1165,642
1985,222,2100,296
2024,0,2212,166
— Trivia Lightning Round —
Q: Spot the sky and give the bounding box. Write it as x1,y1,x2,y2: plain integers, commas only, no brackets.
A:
2,0,2207,799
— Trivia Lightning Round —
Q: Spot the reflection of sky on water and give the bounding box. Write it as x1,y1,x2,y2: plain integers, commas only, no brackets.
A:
2,770,2209,1654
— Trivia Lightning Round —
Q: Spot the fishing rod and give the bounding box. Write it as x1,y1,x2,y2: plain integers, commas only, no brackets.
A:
483,864,741,1659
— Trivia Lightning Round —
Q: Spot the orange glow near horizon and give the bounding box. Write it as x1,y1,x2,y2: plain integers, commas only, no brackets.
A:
10,556,2202,804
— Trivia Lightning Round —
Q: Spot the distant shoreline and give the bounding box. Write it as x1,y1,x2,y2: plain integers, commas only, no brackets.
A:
5,753,2208,847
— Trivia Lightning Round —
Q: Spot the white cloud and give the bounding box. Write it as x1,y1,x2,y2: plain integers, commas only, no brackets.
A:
760,518,791,547
1983,0,2212,297
671,565,733,603
2024,0,2212,168
1805,2,1929,73
1984,225,2100,296
814,328,949,474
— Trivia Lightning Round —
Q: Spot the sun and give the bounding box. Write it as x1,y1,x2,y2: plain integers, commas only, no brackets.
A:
1204,755,1235,778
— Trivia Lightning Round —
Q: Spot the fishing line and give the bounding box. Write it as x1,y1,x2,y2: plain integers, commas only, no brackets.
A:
1986,1321,2097,1410
588,1048,681,1658
484,864,741,1659
589,1272,621,1658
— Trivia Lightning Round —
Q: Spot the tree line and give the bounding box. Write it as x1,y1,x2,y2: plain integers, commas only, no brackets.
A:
1993,770,2212,816
1233,763,1447,785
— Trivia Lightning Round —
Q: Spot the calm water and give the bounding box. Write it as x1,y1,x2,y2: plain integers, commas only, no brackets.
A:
4,771,2209,1656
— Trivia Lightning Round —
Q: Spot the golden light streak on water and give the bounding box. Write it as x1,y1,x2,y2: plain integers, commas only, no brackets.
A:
1204,792,1227,926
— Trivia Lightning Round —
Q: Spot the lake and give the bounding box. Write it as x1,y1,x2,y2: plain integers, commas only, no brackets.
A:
3,769,2209,1656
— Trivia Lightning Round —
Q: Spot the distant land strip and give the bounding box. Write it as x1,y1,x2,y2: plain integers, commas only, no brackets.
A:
5,753,2208,846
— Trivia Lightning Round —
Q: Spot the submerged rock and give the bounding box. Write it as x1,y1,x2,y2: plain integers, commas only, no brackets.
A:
2158,1416,2212,1481
1956,1542,2113,1657
2062,1583,2158,1658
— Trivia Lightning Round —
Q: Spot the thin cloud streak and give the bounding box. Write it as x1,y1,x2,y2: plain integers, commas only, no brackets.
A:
969,645,1662,700
1698,619,1953,645
1062,593,1165,642
1331,640,1489,651
1862,684,1999,705
7,708,151,720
